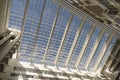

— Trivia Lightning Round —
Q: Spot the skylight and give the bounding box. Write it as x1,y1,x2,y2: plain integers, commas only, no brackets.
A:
8,0,118,73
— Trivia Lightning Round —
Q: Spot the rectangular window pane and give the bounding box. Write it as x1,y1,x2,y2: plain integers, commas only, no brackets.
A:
69,21,91,68
78,27,100,70
45,7,71,65
9,0,26,30
57,15,81,67
32,0,58,64
88,33,109,71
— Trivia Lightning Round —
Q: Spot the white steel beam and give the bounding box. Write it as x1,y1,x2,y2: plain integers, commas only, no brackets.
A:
4,0,12,31
93,35,113,71
0,0,8,33
85,30,104,69
30,0,46,63
42,6,61,64
16,0,30,59
65,18,86,67
54,13,73,65
0,32,20,61
75,24,95,68
0,34,12,46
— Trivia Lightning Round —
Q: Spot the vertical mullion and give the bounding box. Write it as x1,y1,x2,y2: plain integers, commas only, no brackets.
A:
30,0,46,63
4,0,12,31
42,6,61,64
93,35,114,71
108,47,120,67
65,18,85,67
111,58,120,72
104,44,120,70
85,30,104,69
54,13,73,65
102,54,119,72
75,24,95,68
17,0,30,59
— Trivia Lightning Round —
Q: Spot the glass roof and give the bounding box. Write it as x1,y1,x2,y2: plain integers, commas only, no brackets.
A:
9,0,117,72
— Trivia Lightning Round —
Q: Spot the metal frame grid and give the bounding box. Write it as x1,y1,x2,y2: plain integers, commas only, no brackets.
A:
8,0,118,73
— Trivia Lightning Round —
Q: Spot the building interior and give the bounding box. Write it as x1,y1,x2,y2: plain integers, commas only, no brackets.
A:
0,0,120,80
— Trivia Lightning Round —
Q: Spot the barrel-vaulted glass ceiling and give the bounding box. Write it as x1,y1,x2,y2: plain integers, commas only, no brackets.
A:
9,0,118,72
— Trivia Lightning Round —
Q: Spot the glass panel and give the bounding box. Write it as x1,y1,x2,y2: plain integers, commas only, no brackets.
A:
97,38,116,70
88,33,109,71
19,55,30,62
45,7,70,65
68,21,91,69
27,0,44,20
19,0,45,62
19,33,35,61
57,15,81,67
78,27,100,70
32,0,58,64
9,0,26,30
